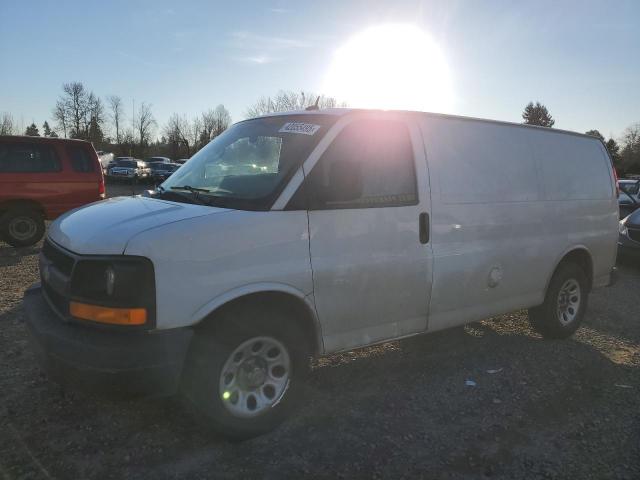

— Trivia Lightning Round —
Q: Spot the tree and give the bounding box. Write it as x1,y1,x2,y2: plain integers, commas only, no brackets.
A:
164,113,190,158
605,138,622,170
585,129,604,141
53,100,68,137
188,116,203,154
42,121,54,137
522,101,555,127
620,123,640,174
86,93,105,143
25,123,40,136
201,105,231,144
0,112,15,135
245,90,344,118
52,82,105,141
62,82,90,138
135,102,156,151
107,95,124,145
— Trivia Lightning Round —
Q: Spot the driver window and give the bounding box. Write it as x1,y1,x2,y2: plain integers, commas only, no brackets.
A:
298,119,418,210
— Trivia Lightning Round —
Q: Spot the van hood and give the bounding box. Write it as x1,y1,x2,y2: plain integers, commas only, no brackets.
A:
48,196,230,255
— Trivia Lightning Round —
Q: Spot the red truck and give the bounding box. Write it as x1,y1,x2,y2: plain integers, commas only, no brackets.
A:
0,136,105,247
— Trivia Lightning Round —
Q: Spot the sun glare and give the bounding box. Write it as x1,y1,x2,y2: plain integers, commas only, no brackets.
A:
324,24,454,113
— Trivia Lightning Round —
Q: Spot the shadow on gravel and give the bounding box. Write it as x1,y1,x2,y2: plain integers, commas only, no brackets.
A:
0,244,40,266
1,296,638,479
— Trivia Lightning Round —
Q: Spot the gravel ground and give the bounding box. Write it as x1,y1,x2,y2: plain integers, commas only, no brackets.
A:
1,185,639,479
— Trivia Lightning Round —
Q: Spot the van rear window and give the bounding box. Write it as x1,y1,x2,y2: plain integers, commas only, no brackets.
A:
0,142,61,173
67,145,95,172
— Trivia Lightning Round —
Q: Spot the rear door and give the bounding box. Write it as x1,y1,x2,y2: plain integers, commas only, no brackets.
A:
58,143,102,213
295,115,433,353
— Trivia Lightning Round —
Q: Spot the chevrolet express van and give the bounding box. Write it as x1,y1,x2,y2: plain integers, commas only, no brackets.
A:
24,109,618,438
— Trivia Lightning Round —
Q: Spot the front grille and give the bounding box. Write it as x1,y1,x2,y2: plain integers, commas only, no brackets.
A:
42,239,75,276
628,228,640,243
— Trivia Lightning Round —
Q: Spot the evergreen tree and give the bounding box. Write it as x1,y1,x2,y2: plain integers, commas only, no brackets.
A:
42,121,53,137
605,138,622,169
585,129,604,141
25,123,40,136
522,102,555,127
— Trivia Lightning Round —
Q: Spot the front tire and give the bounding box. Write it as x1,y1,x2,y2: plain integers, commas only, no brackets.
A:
181,305,310,439
528,263,588,339
0,208,45,247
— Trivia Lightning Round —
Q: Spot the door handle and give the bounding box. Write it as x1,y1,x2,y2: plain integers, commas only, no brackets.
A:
419,212,430,244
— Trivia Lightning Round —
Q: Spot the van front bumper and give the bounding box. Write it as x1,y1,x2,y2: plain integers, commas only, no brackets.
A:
23,284,193,397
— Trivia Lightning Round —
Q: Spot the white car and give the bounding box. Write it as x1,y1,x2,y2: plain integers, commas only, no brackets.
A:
96,150,114,174
25,109,618,438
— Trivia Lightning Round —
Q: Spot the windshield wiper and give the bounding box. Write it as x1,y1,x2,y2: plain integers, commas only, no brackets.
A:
167,185,217,206
170,185,212,193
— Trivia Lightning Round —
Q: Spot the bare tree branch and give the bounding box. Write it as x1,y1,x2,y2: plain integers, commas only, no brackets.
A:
245,90,345,118
107,95,124,145
0,112,15,135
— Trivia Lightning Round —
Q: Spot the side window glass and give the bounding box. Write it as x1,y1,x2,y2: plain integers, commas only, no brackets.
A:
67,145,95,172
0,143,60,172
304,120,417,209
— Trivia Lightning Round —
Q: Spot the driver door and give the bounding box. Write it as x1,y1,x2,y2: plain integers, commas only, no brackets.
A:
295,116,433,353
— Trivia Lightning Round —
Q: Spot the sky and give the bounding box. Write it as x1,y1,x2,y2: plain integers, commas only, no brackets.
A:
0,0,638,139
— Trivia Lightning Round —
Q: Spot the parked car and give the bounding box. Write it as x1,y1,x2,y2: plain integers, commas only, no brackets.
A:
175,158,189,164
0,135,104,246
146,156,172,164
24,109,618,439
106,158,150,181
96,151,114,175
619,190,639,218
618,179,640,196
149,162,179,182
618,208,640,259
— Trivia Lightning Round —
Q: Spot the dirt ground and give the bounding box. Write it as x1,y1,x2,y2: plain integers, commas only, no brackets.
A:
1,184,639,479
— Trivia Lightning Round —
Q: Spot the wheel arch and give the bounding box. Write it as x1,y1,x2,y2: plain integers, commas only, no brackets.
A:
545,246,594,294
191,284,323,356
0,199,46,217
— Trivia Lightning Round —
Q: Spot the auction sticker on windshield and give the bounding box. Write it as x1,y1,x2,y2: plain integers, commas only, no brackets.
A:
279,122,321,135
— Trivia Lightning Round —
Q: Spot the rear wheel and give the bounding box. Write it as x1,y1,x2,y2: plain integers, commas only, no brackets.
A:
0,208,45,247
528,263,588,339
181,305,310,439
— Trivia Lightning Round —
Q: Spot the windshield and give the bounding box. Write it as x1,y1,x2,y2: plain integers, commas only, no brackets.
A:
619,181,639,195
149,163,171,171
115,160,136,168
160,115,334,210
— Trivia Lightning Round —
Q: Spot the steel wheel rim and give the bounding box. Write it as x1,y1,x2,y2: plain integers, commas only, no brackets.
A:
557,278,581,325
8,216,37,241
219,336,291,418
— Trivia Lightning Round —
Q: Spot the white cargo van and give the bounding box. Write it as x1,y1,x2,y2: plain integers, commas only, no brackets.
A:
25,109,618,438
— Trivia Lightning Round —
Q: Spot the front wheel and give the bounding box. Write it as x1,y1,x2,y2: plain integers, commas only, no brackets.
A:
528,263,589,339
181,305,310,439
0,208,45,247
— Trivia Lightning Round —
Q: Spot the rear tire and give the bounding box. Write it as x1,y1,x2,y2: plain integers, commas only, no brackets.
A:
0,208,45,247
528,263,588,339
181,304,310,439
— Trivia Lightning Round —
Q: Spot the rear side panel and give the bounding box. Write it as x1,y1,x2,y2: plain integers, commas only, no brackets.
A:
419,116,617,332
527,130,618,285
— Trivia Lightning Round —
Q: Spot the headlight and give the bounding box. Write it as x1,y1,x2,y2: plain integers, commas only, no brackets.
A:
104,266,116,296
69,257,155,327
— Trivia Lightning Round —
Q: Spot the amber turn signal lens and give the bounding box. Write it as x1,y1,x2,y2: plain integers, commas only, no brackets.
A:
70,302,146,325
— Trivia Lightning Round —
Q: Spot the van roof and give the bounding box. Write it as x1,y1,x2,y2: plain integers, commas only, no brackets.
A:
0,135,93,145
253,108,596,141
